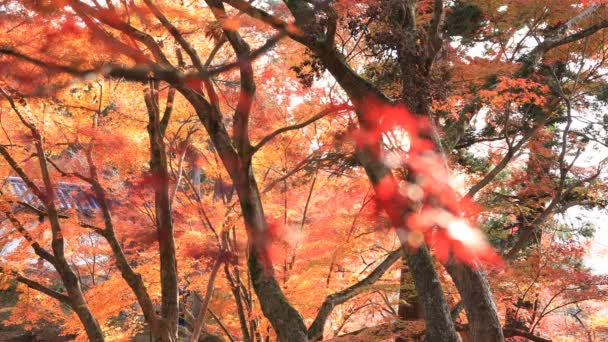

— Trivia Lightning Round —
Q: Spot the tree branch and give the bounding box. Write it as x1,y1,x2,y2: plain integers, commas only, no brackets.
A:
208,308,237,342
307,248,402,340
71,0,172,65
222,0,307,43
143,0,205,72
190,256,223,342
503,328,552,342
0,266,71,304
4,212,57,265
207,0,256,156
46,157,95,184
1,36,283,89
252,104,352,154
526,4,608,70
160,87,176,135
466,118,546,198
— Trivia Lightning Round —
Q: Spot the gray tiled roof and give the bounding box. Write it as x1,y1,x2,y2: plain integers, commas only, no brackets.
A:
5,176,100,212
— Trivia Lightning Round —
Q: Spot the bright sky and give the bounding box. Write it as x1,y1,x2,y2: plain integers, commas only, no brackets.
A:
579,209,608,274
449,6,608,274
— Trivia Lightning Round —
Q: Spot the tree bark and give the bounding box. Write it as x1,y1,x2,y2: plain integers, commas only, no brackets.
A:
80,145,173,341
178,1,312,336
239,170,309,342
405,246,460,341
445,260,504,342
36,133,105,341
396,256,421,342
191,257,222,342
308,44,460,342
178,85,309,341
145,82,179,340
63,279,105,342
308,15,502,342
0,97,106,341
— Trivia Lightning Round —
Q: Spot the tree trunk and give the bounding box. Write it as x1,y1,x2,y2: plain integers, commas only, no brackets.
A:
145,84,179,340
445,260,504,342
86,142,172,341
36,132,106,341
312,45,460,342
405,246,460,342
61,270,105,341
179,86,309,342
311,34,503,342
238,168,309,342
102,229,172,341
396,256,420,323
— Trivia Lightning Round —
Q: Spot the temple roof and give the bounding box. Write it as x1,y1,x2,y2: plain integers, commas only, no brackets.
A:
5,176,100,212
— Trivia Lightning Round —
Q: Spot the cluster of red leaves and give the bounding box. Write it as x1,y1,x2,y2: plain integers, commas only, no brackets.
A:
352,96,502,267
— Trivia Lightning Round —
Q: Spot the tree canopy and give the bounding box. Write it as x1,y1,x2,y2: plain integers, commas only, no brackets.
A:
0,0,607,341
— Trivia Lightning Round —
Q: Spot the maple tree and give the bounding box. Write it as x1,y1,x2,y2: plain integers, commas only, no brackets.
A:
0,1,607,342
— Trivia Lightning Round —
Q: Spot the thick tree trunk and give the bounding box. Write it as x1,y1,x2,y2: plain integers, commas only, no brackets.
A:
219,2,502,338
401,32,505,340
248,249,308,341
396,256,420,323
396,256,422,342
312,38,503,342
238,169,308,342
156,205,179,338
446,260,504,342
311,45,459,342
405,246,460,342
70,303,104,341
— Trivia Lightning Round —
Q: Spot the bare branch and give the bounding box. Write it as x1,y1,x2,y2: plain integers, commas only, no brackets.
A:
503,328,552,342
47,157,95,184
0,266,71,304
222,0,307,43
1,33,283,89
526,4,608,70
190,256,223,342
307,248,402,340
71,0,172,65
252,104,352,154
466,118,546,198
143,0,205,72
0,146,46,203
208,308,237,342
4,212,56,265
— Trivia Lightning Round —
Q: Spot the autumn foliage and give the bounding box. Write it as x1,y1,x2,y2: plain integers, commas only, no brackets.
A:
0,1,607,341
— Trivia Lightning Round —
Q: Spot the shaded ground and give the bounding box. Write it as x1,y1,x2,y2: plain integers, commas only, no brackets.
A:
0,330,74,342
1,284,74,342
0,310,74,342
